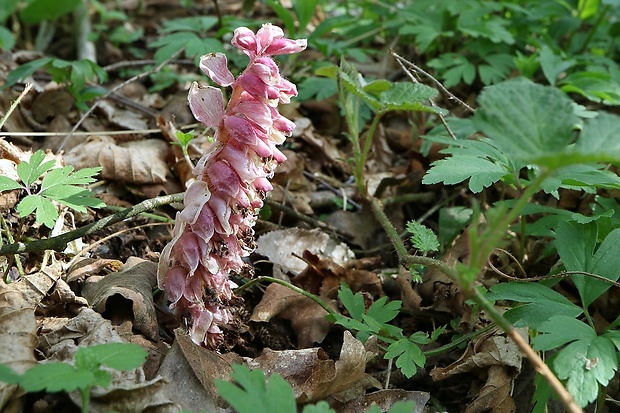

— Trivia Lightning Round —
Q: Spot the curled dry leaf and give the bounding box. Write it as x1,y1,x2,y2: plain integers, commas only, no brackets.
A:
430,330,524,413
158,329,240,413
39,307,177,413
81,258,159,340
250,283,337,347
64,136,169,184
246,331,381,403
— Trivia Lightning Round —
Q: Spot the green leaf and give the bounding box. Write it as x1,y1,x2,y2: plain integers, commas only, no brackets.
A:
555,221,620,306
19,0,82,24
19,363,96,393
292,0,320,33
385,401,417,413
532,316,596,351
488,283,582,329
76,343,147,371
473,78,578,163
339,69,380,111
159,16,218,33
422,154,509,193
297,77,338,101
216,365,296,413
266,0,295,37
0,176,21,192
538,45,576,86
16,195,58,228
574,112,620,160
406,221,439,255
365,296,401,325
438,207,472,246
4,57,53,87
379,82,442,114
0,26,15,51
384,337,426,378
554,336,617,407
17,150,56,187
0,364,21,384
338,284,365,321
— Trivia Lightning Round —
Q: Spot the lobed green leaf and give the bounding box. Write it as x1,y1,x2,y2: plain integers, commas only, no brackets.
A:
406,221,439,255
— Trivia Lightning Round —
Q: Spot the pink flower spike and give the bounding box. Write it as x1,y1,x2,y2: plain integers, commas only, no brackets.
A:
199,53,235,86
159,23,306,348
188,83,225,129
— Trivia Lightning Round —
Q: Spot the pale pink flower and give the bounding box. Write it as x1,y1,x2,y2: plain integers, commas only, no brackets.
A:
158,24,306,347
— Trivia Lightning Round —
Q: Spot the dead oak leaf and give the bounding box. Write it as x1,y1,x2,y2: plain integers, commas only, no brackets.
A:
250,283,336,347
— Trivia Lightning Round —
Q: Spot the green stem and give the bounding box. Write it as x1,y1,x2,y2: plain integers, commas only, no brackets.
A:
355,112,385,195
235,276,337,318
470,170,552,271
422,323,496,357
367,197,457,278
577,5,610,55
81,386,90,413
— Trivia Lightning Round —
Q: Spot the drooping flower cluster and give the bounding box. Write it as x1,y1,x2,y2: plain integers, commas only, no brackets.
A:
158,24,307,347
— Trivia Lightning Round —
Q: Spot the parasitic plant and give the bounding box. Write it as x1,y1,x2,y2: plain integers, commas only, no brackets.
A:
158,24,306,347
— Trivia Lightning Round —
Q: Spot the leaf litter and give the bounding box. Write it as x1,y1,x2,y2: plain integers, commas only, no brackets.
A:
0,2,594,412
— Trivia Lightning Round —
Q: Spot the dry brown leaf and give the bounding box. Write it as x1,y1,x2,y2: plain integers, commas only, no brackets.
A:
39,307,177,412
430,331,523,413
81,258,159,340
430,332,523,380
158,336,233,413
337,389,430,413
250,283,337,347
64,136,169,184
324,209,383,251
164,329,242,412
247,331,380,403
465,365,516,413
256,228,355,275
0,278,39,410
294,250,384,299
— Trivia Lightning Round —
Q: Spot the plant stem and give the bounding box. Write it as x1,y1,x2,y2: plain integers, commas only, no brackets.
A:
355,112,384,195
367,196,457,278
0,193,184,256
80,386,91,413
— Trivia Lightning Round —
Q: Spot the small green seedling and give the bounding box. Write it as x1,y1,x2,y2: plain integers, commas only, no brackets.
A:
0,342,147,413
330,283,442,378
0,149,105,229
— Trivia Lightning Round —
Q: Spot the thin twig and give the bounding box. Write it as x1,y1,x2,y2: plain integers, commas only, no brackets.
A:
0,123,201,137
390,50,458,140
0,83,33,131
0,193,183,256
488,248,620,288
390,50,475,114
